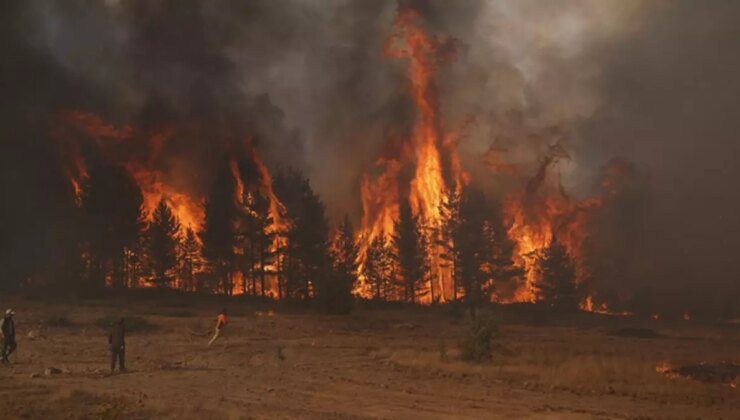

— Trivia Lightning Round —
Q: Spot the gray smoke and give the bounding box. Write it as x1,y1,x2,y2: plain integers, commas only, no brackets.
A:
3,0,739,310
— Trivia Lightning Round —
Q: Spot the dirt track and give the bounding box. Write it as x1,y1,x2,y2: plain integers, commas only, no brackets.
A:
0,297,737,419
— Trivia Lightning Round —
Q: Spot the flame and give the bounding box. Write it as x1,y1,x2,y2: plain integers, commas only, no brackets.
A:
52,111,204,230
357,7,463,302
497,153,635,307
50,110,288,295
655,361,677,375
227,140,287,297
356,8,629,308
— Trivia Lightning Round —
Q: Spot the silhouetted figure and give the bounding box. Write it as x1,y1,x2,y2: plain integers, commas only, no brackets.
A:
109,318,126,373
1,309,17,363
208,308,228,347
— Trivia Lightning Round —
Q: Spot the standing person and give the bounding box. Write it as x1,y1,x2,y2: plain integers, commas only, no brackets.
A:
207,308,228,347
1,309,17,363
108,318,126,373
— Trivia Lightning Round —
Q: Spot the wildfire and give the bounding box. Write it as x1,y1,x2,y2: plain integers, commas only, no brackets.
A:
52,110,204,231
357,7,464,302
48,7,636,307
655,361,679,378
227,141,288,297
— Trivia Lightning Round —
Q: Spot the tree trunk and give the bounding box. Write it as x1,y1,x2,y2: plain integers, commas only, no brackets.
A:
429,275,435,304
259,251,266,297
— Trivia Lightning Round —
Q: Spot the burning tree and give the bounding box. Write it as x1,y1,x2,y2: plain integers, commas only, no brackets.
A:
534,236,580,311
146,198,181,288
247,191,277,298
234,190,277,296
357,7,464,303
484,203,523,301
178,228,202,292
440,186,491,310
392,200,429,303
273,167,331,301
363,234,394,300
81,163,145,290
201,161,238,295
326,216,360,314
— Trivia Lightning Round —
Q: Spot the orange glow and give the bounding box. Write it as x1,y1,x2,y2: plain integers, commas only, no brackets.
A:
357,7,464,302
227,140,287,298
52,111,204,231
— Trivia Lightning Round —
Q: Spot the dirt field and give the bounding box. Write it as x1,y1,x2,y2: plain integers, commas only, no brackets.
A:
0,295,737,419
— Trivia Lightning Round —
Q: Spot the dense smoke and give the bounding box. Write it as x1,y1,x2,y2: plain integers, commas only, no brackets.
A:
1,0,738,309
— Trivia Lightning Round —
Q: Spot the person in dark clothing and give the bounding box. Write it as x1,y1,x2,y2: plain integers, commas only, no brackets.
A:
108,318,126,373
1,309,17,363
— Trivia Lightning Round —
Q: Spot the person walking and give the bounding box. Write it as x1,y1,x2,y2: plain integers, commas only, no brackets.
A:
109,318,126,373
207,308,228,347
1,309,17,363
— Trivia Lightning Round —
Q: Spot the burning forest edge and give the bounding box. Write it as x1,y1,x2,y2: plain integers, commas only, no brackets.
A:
2,1,740,418
4,3,738,324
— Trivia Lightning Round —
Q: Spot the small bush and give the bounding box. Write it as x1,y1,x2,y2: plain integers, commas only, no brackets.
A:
459,310,499,362
94,315,157,333
46,314,74,327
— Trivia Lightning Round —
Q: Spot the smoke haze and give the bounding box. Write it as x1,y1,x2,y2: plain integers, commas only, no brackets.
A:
2,0,738,308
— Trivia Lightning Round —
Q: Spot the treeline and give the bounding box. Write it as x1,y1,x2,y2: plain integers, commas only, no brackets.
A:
9,157,585,313
362,187,582,311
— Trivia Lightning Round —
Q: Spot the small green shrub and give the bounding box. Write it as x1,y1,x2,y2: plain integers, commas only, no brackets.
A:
459,310,499,362
94,315,157,333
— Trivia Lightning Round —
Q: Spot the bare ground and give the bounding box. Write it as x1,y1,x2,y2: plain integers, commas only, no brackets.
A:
0,295,737,419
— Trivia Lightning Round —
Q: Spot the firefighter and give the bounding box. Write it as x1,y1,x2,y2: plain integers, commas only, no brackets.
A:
1,309,17,363
109,318,126,373
207,308,228,347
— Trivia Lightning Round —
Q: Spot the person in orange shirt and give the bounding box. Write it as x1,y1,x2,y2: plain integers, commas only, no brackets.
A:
207,308,228,347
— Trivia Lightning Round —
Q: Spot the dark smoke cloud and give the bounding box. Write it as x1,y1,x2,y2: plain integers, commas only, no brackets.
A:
2,0,739,307
578,0,740,312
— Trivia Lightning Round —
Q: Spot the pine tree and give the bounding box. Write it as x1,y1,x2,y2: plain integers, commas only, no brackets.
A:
454,187,490,310
439,187,462,300
273,167,330,300
484,201,523,299
327,216,358,313
147,198,181,288
178,228,202,291
81,163,145,290
364,233,394,300
249,190,276,297
534,236,579,311
236,191,258,296
124,232,148,288
392,200,428,303
201,160,238,295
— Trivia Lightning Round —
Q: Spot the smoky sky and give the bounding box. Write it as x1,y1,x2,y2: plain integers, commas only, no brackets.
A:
2,0,739,302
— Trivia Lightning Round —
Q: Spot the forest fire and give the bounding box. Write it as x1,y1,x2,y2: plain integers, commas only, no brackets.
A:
357,7,464,303
51,109,289,294
4,1,739,417
46,6,638,312
355,7,625,309
52,110,203,230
